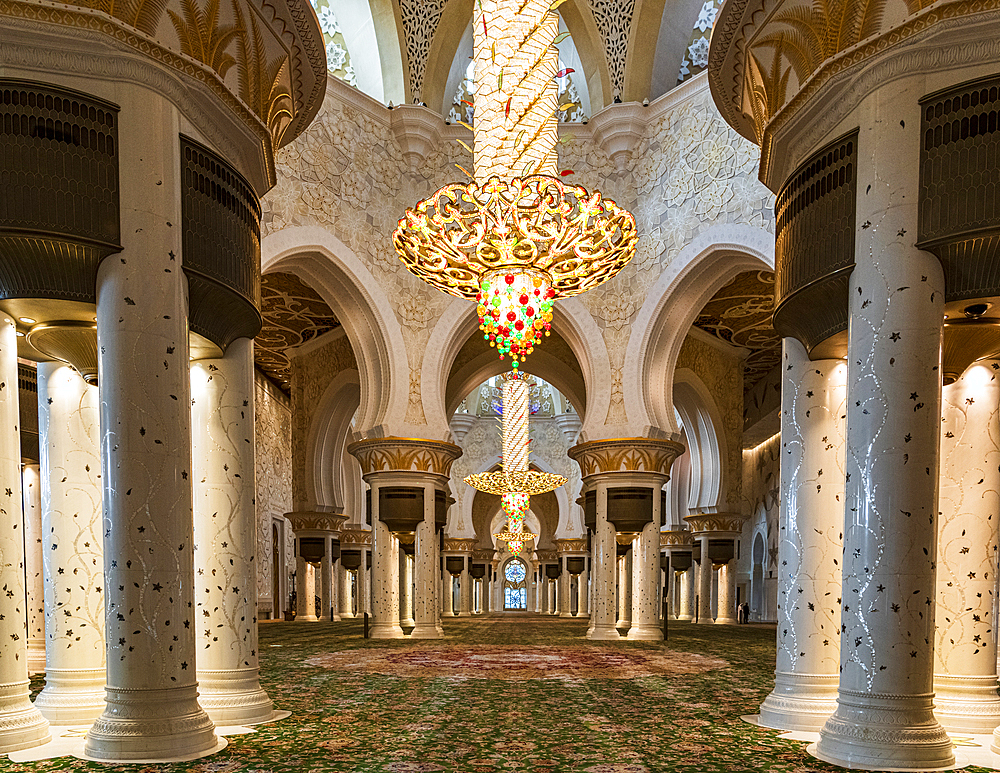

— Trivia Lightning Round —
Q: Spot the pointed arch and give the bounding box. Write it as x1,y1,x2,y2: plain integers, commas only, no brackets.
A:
623,223,774,438
304,365,361,510
262,225,411,437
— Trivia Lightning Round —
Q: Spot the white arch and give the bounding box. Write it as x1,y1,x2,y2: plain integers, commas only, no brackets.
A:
304,366,360,509
623,223,774,437
421,296,611,440
663,424,691,526
673,369,728,513
262,225,411,437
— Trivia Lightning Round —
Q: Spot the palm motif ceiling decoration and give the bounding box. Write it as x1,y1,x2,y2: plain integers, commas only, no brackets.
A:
693,270,780,391
255,272,341,393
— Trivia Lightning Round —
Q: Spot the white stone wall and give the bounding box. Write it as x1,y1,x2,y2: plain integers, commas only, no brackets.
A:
255,371,293,617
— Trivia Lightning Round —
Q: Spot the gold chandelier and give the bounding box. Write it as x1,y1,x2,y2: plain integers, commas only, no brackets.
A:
392,0,637,368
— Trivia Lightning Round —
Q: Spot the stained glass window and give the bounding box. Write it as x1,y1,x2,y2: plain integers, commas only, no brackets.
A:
505,560,526,583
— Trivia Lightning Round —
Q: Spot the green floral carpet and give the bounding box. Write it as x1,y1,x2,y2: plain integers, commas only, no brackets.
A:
11,616,990,773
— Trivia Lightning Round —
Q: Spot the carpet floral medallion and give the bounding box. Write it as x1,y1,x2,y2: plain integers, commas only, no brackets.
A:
5,617,990,773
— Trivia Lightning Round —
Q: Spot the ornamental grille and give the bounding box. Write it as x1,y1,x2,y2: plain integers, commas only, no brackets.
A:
919,75,1000,301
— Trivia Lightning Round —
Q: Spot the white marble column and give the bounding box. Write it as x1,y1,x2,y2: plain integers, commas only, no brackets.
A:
411,483,441,638
458,557,472,616
401,552,415,626
371,518,403,638
338,562,354,618
320,547,333,621
0,317,49,753
576,565,589,618
34,362,106,724
480,572,490,614
442,568,454,616
85,99,218,759
629,519,663,640
296,556,317,621
559,560,573,617
360,549,371,617
588,483,620,640
548,577,557,614
815,90,953,771
760,341,847,730
928,361,1000,734
191,340,273,725
21,463,45,674
616,555,626,627
715,560,737,625
680,566,694,620
696,536,712,623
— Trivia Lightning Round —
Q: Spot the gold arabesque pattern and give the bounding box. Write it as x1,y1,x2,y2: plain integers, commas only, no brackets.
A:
347,437,464,478
568,437,686,478
392,175,638,301
464,469,567,496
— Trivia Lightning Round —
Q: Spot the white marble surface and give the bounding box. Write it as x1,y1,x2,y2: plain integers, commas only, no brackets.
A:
816,85,953,771
0,318,50,753
191,338,274,726
759,340,846,731
588,484,620,640
22,464,45,675
35,363,106,724
933,361,1000,733
629,520,664,639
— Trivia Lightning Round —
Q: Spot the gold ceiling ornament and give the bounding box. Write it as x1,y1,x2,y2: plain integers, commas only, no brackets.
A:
391,0,636,367
465,469,567,496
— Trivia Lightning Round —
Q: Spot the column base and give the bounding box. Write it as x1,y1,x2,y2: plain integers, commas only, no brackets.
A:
758,672,839,732
401,618,416,627
457,612,471,617
409,625,444,639
587,626,621,641
714,615,737,625
575,612,590,618
435,623,445,635
296,614,318,622
559,611,574,618
814,690,954,771
196,669,275,726
626,624,663,641
933,674,1000,734
34,667,107,725
0,680,50,754
369,622,405,639
339,611,356,619
677,613,693,621
83,685,219,762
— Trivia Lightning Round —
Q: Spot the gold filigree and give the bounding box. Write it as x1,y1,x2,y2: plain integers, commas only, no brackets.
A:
168,0,240,78
464,469,567,496
392,175,637,301
684,512,749,534
568,438,686,479
340,529,372,545
233,0,292,146
442,538,479,553
285,510,348,532
660,530,693,547
347,437,463,478
553,538,589,553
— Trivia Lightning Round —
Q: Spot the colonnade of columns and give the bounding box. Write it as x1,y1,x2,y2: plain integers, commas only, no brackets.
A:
347,438,461,640
1,327,276,756
568,438,684,642
760,339,1000,764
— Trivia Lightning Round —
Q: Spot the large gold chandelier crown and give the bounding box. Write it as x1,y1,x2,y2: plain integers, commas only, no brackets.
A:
392,0,636,368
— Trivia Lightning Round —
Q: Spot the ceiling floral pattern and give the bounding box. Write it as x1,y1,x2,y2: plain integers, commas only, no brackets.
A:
255,272,341,392
693,270,781,391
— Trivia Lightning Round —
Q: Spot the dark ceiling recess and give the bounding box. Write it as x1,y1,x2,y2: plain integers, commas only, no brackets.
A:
255,272,341,394
692,269,781,392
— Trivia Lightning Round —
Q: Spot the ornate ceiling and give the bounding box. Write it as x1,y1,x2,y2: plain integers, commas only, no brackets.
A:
255,272,341,393
693,270,780,392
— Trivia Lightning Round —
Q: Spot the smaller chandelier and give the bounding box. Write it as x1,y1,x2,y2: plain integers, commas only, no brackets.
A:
494,491,535,556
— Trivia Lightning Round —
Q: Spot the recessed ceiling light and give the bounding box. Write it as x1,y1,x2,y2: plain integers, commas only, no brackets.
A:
15,331,25,337
18,317,35,324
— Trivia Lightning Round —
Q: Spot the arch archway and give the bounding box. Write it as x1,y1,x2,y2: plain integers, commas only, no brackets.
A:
271,522,281,619
304,365,361,510
422,296,610,441
623,223,774,438
262,225,413,438
751,528,765,620
673,370,728,512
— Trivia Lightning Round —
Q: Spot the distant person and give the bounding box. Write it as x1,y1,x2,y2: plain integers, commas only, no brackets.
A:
741,602,750,624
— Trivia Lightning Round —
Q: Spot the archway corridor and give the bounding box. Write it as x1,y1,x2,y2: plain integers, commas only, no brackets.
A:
13,618,882,773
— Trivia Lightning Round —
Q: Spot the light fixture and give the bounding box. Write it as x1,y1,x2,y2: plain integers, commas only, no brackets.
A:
392,0,637,368
18,317,35,324
466,372,563,556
